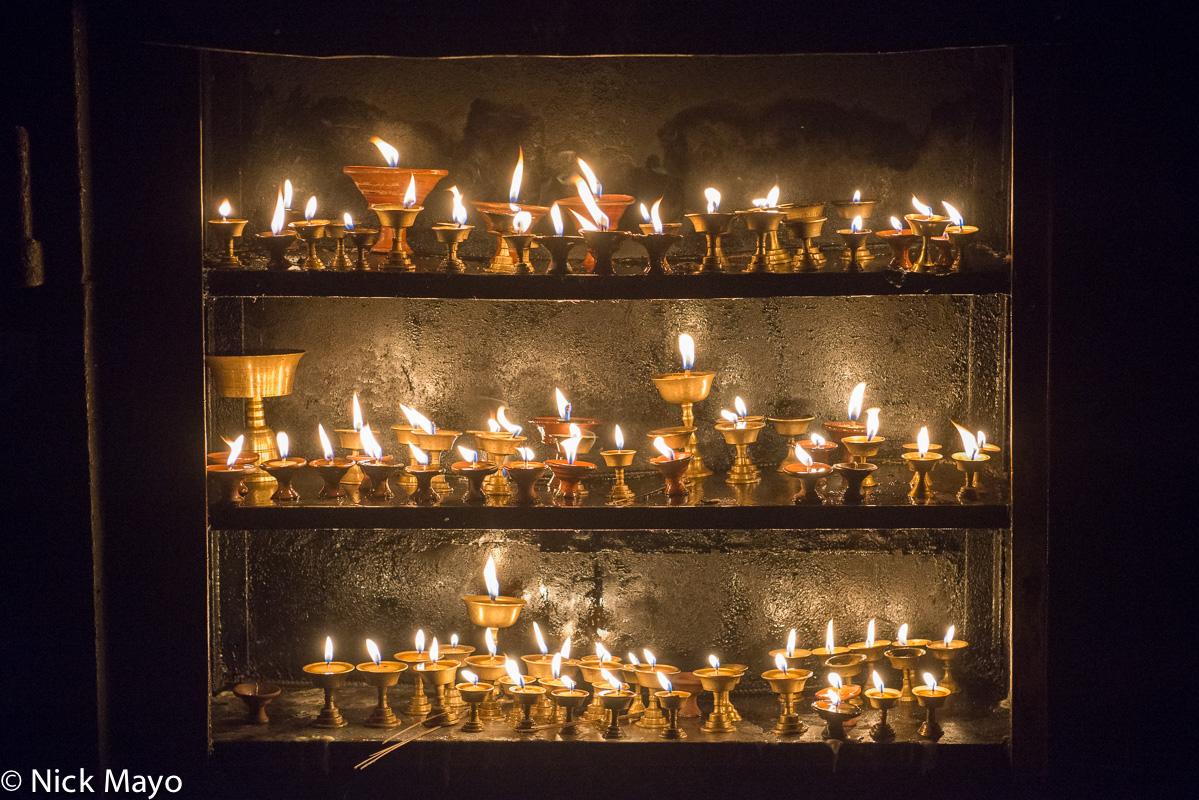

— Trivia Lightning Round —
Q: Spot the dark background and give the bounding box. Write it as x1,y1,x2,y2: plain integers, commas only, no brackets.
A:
1,0,1186,797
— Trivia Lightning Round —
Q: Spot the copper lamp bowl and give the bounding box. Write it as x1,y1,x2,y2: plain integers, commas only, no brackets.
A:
342,166,447,252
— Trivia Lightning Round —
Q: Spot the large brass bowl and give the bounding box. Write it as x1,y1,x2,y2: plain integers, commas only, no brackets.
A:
768,416,815,436
461,595,526,629
205,350,304,398
648,426,695,450
651,372,715,405
715,420,765,445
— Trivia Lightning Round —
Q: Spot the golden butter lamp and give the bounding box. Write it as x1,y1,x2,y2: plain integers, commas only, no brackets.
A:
600,433,637,504
311,457,352,499
927,636,969,694
505,457,546,505
502,678,542,732
884,645,928,703
207,207,248,268
475,432,526,497
290,217,329,270
463,653,511,721
410,428,460,494
346,226,380,270
437,643,476,719
370,204,422,271
864,680,902,742
432,224,472,272
579,229,630,276
256,228,298,270
501,229,537,275
650,450,692,498
635,229,683,275
822,419,866,457
736,208,784,273
546,457,596,504
834,461,877,503
946,223,980,271
913,679,952,739
684,211,735,273
556,194,635,273
356,656,407,729
599,688,636,739
205,351,304,486
534,233,583,276
838,222,871,273
472,202,549,274
762,664,813,735
954,451,990,501
780,201,827,267
813,696,861,741
905,213,951,272
715,420,766,485
651,368,715,480
655,688,690,739
390,425,418,491
552,686,592,735
393,647,432,717
321,220,352,269
462,563,526,649
619,663,648,720
360,456,402,501
577,659,624,725
457,680,494,732
902,440,944,492
206,463,254,505
406,463,442,505
841,434,884,487
784,457,833,505
302,643,354,729
452,456,498,505
334,427,366,485
633,664,680,729
206,451,258,498
413,657,460,727
769,417,816,471
824,653,867,703
848,635,892,690
831,196,876,263
693,664,741,733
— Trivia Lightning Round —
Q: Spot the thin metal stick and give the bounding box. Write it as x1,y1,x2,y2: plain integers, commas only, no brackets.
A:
355,714,446,770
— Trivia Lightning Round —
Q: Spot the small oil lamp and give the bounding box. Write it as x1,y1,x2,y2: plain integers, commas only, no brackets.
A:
393,629,432,716
554,158,634,273
695,655,741,733
813,675,862,740
358,426,401,501
370,175,422,271
505,446,545,505
464,629,512,720
715,397,765,485
474,149,550,274
768,415,816,471
206,435,254,504
402,404,458,493
654,671,690,739
438,633,476,718
476,409,526,497
635,198,682,275
334,393,368,486
356,638,406,728
600,425,637,504
260,432,305,501
621,652,648,719
913,672,951,739
413,638,461,727
885,623,931,702
456,670,494,732
462,556,527,649
684,188,735,273
812,620,849,660
232,682,281,725
651,334,715,479
534,203,583,276
903,426,943,501
650,435,692,497
926,625,969,693
848,619,892,689
501,657,544,732
943,202,979,272
206,441,258,498
208,199,248,268
638,201,683,237
302,637,354,728
500,211,537,274
783,443,832,504
597,669,636,739
341,214,380,270
876,216,919,271
578,649,624,725
831,190,875,263
311,424,352,499
841,407,884,486
824,652,868,704
737,185,783,273
769,629,814,670
255,190,298,270
405,444,441,505
322,213,353,270
763,652,813,735
633,650,680,729
289,196,329,270
951,422,990,500
452,445,497,505
823,382,868,452
864,670,901,741
573,178,629,276
546,424,596,504
343,137,446,254
552,675,590,735
835,461,877,503
804,432,837,464
526,648,578,723
837,214,871,272
905,196,951,273
432,186,473,273
781,201,827,271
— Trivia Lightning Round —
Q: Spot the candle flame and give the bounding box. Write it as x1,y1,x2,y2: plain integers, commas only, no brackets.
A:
912,195,933,218
599,669,622,693
282,180,293,210
679,333,695,371
415,629,425,654
509,148,524,205
271,190,285,235
978,431,987,450
513,210,532,234
457,445,477,463
944,625,956,647
488,417,502,433
505,657,524,688
400,404,435,435
653,436,675,461
704,187,721,213
409,443,429,465
943,201,964,228
462,669,479,685
650,198,664,234
317,424,334,462
826,673,842,708
577,158,602,198
917,426,930,456
865,408,880,441
575,177,609,230
708,654,720,670
225,434,244,467
563,675,576,691
825,620,835,654
403,175,417,209
450,185,468,226
923,673,938,692
753,185,781,208
614,425,625,451
829,672,843,690
486,628,497,657
640,202,651,222
658,671,673,692
775,652,789,673
429,638,439,662
218,199,231,219
891,216,903,232
484,555,500,600
848,382,866,421
853,189,862,203
304,196,317,222
496,406,521,437
366,638,382,665
550,203,564,236
352,393,363,431
555,389,571,421
810,433,826,447
451,633,459,648
559,637,572,659
551,652,562,679
850,214,862,233
873,670,884,692
627,652,640,666
344,212,354,230
361,424,382,461
534,622,548,655
371,137,400,167
734,396,748,418
786,628,796,657
277,432,289,460
720,409,738,424
794,443,813,467
952,422,981,459
324,636,333,664
898,623,909,646
516,446,535,462
866,619,876,648
568,208,598,232
595,642,610,661
562,426,583,463
643,649,656,668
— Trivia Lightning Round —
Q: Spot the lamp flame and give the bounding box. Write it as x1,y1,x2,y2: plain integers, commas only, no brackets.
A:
825,620,835,654
753,185,780,208
599,669,622,693
652,436,674,461
561,427,582,463
403,175,417,208
488,417,502,433
650,198,664,234
679,334,695,371
853,189,862,203
304,196,317,222
225,434,244,467
952,422,981,459
324,636,333,664
317,424,334,462
943,201,964,228
847,382,866,421
810,433,826,447
708,654,720,670
552,652,562,678
559,637,572,659
371,137,400,167
563,675,576,691
944,625,955,647
366,639,382,665
643,649,656,668
734,396,748,418
451,634,459,648
704,187,721,213
534,622,548,655
550,203,564,236
826,673,843,707
866,619,876,649
415,629,425,654
271,190,285,235
575,177,609,230
516,446,535,462
978,431,987,450
720,409,738,424
555,388,571,421
512,210,532,234
352,393,363,431
775,653,788,673
850,214,863,233
462,669,479,685
577,158,602,198
873,670,884,692
614,425,625,451
865,408,880,441
283,180,293,210
486,628,497,657
401,404,435,435
917,427,930,456
510,148,524,205
218,199,231,220
504,658,523,688
912,195,933,218
794,443,813,467
787,628,797,658
891,216,903,231
361,424,382,461
627,652,640,666
568,208,597,232
277,432,289,460
450,186,468,226
496,406,521,437
640,202,651,222
484,555,500,600
409,443,429,465
344,212,354,230
429,638,439,663
457,445,477,463
923,673,938,692
658,671,672,692
595,643,610,661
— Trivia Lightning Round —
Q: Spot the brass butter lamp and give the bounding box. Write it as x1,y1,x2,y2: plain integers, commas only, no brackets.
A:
763,653,813,735
694,656,742,733
343,138,446,255
684,188,734,273
289,196,329,270
903,426,943,502
906,196,951,272
715,405,766,485
654,672,690,740
863,670,902,742
462,556,526,649
600,425,637,504
651,334,714,479
635,199,683,275
926,625,969,694
943,201,980,272
840,407,884,487
913,673,952,739
463,629,513,720
831,191,876,263
782,210,827,272
356,639,407,728
207,199,248,268
737,187,783,272
302,637,354,729
535,204,584,276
